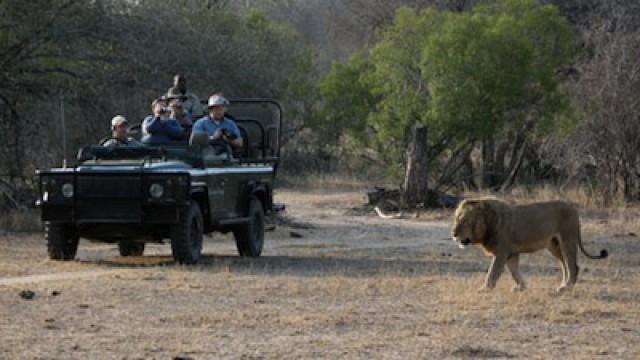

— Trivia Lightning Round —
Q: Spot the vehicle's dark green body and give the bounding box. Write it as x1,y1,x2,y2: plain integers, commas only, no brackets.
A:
37,99,282,262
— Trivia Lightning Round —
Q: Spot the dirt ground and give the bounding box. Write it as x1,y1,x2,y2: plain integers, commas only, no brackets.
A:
0,189,639,359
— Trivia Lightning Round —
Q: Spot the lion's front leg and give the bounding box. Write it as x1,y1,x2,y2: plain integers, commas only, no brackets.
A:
481,253,508,290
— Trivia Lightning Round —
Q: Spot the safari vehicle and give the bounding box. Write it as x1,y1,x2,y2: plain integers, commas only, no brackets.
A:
36,99,282,264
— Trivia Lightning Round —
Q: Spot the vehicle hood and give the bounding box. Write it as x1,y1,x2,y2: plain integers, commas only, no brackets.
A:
74,160,193,173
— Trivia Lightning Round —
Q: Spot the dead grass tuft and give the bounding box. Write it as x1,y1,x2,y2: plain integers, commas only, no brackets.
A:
278,172,371,191
451,345,514,358
0,209,41,233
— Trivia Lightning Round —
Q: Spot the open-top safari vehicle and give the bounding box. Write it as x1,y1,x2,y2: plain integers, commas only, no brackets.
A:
36,99,282,264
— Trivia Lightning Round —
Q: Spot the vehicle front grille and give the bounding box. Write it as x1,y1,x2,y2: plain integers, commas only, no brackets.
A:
76,175,141,199
76,199,141,221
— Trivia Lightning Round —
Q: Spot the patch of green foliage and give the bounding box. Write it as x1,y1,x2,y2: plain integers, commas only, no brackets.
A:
318,0,576,177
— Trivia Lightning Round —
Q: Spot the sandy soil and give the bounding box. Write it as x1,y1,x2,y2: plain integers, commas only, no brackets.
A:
0,189,639,359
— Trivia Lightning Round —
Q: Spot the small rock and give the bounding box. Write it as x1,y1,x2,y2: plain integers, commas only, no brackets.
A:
19,290,35,300
628,232,637,237
51,290,60,296
289,231,303,238
173,357,194,360
45,318,55,323
77,304,90,309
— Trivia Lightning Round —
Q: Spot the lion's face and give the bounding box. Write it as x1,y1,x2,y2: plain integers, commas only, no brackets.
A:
451,204,487,248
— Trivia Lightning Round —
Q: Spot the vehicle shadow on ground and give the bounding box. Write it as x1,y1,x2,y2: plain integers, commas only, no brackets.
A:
77,253,567,279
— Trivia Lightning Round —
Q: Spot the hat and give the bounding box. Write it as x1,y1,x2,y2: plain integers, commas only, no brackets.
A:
111,115,127,128
166,87,188,100
207,94,229,108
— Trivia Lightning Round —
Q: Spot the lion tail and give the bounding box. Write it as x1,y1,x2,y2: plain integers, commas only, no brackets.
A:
578,234,608,259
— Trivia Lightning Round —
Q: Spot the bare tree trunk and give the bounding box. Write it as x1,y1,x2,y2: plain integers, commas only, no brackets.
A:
499,140,528,192
481,137,497,189
403,125,429,208
462,152,477,190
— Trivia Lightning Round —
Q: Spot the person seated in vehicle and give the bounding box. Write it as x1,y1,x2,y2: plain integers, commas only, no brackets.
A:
102,115,142,147
166,89,193,141
141,97,184,145
167,74,203,123
192,94,242,151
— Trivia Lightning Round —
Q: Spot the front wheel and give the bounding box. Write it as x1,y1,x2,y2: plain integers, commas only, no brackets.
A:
118,240,145,257
170,203,204,264
233,198,264,257
46,223,79,261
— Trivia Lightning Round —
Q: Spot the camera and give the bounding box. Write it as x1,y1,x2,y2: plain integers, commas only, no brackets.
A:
221,129,237,140
161,106,171,113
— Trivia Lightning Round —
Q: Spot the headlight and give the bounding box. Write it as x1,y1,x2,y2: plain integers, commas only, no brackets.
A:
40,175,73,203
149,183,164,198
61,183,74,198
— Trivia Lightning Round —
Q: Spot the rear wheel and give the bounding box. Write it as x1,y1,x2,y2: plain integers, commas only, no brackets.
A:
233,198,264,257
171,203,203,264
118,240,145,257
46,223,79,261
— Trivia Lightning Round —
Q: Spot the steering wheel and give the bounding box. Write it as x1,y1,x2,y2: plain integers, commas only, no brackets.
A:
99,136,129,146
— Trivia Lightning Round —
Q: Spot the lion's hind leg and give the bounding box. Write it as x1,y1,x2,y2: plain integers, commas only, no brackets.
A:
548,237,568,288
506,254,526,292
555,234,579,292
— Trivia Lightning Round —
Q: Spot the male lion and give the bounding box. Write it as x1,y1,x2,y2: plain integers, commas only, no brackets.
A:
451,199,608,292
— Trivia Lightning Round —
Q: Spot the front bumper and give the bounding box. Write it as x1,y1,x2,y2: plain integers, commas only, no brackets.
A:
40,200,187,224
38,172,190,225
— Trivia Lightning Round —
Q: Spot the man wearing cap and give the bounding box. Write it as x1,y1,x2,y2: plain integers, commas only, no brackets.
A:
193,94,242,150
103,115,141,147
167,74,203,121
141,97,184,145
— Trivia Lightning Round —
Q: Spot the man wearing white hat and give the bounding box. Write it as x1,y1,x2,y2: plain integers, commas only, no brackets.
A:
102,115,141,147
192,94,242,150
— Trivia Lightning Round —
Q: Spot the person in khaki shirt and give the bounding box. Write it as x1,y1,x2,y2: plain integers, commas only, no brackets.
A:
166,74,203,123
102,115,141,147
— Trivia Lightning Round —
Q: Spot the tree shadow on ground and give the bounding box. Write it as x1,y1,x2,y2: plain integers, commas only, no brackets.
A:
81,253,490,278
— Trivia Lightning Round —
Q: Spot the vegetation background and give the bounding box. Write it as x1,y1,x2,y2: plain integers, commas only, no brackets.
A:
1,0,640,218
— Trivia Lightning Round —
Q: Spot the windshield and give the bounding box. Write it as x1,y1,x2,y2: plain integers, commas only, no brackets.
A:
77,145,202,167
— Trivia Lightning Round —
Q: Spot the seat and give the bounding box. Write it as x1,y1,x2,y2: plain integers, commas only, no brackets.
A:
236,125,250,158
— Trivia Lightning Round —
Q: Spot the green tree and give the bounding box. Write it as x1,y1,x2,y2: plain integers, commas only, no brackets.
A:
317,53,376,147
323,0,575,197
422,0,575,189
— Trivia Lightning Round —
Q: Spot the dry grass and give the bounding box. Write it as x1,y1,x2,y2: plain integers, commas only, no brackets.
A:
0,188,639,359
475,183,632,210
0,209,41,233
278,172,379,192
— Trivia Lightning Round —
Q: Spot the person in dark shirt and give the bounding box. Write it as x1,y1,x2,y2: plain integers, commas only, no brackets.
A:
141,97,184,145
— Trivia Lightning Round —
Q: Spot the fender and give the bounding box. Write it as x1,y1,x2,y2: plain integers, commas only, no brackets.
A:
246,181,270,215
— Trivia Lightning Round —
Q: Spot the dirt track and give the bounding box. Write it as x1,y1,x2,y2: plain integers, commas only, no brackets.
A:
1,189,639,359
